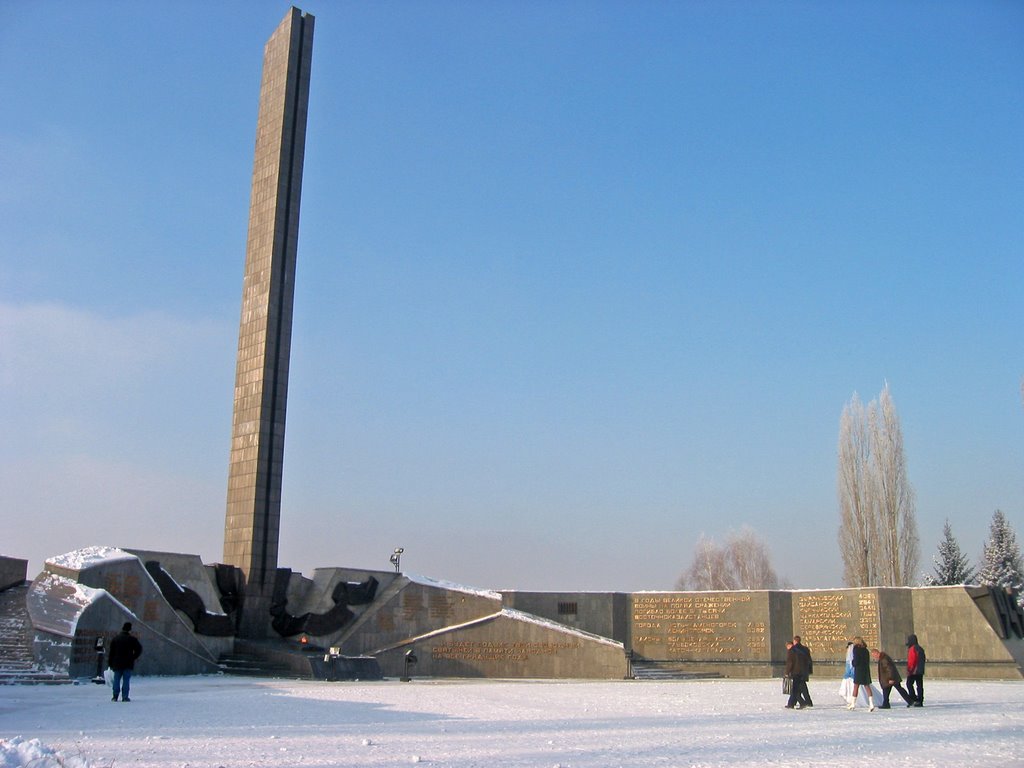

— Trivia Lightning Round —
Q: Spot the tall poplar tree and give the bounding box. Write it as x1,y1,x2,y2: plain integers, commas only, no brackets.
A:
836,383,920,586
837,394,877,586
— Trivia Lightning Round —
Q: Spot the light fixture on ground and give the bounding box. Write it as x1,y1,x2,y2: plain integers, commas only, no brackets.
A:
401,648,417,682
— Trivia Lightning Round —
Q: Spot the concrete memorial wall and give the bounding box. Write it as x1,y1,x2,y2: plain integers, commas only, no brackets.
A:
911,586,1024,679
336,575,504,658
620,586,1022,680
628,591,792,677
13,548,1023,680
373,608,626,679
28,548,223,677
791,588,914,673
501,591,629,644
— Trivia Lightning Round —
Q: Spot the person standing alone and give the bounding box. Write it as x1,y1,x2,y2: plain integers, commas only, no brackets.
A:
906,633,925,707
784,635,813,709
108,622,143,702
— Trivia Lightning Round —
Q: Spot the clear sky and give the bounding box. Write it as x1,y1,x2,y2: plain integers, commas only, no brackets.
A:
2,1,1021,592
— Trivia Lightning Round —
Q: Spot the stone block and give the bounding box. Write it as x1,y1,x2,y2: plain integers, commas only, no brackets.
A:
0,555,28,591
501,591,629,643
910,586,1024,679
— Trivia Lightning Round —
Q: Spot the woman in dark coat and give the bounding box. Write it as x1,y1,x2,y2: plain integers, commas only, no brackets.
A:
847,636,876,711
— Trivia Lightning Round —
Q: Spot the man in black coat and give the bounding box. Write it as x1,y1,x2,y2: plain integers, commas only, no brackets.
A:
108,621,143,702
784,635,813,709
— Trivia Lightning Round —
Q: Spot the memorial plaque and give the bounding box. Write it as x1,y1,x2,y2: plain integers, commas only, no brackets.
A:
630,592,774,661
793,589,881,663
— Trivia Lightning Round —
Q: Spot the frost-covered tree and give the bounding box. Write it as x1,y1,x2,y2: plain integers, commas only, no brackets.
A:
677,535,732,591
925,520,975,586
837,394,877,586
727,527,783,590
837,384,919,586
872,385,919,585
676,527,782,590
978,510,1024,600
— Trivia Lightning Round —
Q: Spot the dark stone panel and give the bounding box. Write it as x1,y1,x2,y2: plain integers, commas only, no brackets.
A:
0,556,28,591
144,561,235,636
269,568,378,638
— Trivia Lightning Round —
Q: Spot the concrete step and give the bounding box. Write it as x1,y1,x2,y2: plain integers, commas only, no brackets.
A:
0,671,73,685
630,660,725,681
0,583,37,671
217,653,295,678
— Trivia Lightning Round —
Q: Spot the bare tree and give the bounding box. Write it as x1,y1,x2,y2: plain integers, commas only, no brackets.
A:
676,527,782,590
677,535,733,591
727,527,782,589
871,383,919,585
837,384,920,587
837,393,877,586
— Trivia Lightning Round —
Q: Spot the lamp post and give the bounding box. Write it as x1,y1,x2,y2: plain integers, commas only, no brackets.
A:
390,547,404,573
92,636,105,684
401,648,417,682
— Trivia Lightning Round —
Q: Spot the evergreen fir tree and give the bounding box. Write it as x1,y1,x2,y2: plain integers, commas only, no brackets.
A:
925,519,975,585
978,510,1024,604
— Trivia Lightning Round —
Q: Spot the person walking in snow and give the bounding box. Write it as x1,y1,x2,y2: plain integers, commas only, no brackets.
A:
847,637,875,711
784,635,813,709
108,622,142,702
905,633,926,707
871,648,913,708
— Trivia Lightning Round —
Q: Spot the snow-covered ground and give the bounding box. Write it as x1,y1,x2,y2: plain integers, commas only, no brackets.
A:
2,676,1022,767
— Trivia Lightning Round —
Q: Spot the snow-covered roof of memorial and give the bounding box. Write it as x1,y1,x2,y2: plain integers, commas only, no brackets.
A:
46,546,137,571
405,572,503,600
26,572,132,638
35,572,106,609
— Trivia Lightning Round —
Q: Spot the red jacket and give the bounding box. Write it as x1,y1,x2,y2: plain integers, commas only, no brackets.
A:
906,635,925,675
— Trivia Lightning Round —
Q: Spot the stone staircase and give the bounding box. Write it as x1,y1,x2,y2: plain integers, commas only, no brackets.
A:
629,659,724,681
0,582,70,684
217,644,298,678
218,638,382,681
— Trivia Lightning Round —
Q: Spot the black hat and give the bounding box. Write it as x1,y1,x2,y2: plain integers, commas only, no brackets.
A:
122,622,133,632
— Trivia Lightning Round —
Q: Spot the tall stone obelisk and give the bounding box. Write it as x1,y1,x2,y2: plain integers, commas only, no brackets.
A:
223,6,314,637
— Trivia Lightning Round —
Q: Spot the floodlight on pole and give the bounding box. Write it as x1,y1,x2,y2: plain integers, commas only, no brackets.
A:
390,547,404,573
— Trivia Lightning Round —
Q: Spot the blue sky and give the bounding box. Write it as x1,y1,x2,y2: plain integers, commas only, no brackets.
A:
2,1,1021,591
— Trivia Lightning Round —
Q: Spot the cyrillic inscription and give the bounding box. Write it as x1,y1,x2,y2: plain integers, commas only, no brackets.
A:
630,594,765,660
431,640,583,662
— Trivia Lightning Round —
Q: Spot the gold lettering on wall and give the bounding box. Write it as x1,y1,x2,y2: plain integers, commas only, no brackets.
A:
431,640,583,663
630,594,764,659
795,591,880,659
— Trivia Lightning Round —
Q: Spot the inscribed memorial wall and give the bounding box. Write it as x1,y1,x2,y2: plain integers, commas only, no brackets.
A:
630,592,789,670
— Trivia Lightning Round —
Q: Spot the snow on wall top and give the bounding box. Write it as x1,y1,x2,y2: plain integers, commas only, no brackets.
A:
405,572,503,601
46,546,137,571
27,573,117,638
373,607,623,655
502,607,623,646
